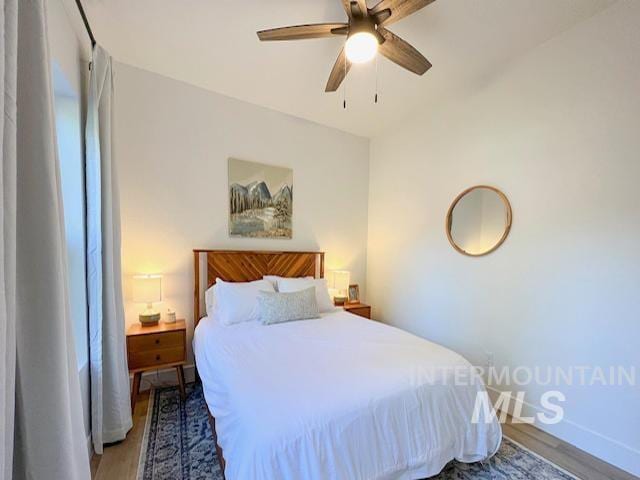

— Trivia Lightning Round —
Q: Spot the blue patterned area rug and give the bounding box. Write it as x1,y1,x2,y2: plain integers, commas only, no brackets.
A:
138,383,578,480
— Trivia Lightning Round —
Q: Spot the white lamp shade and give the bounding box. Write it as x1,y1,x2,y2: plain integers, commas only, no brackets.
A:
133,275,162,304
328,270,350,292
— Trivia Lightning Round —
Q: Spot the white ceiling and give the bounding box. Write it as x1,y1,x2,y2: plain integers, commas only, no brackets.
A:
79,0,614,138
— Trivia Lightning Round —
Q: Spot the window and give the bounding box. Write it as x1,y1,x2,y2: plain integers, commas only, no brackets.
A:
53,63,88,370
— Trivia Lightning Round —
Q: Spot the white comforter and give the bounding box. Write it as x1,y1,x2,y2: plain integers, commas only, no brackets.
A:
193,310,501,480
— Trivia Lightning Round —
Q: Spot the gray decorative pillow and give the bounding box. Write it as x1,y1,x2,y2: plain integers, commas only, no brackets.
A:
258,287,320,325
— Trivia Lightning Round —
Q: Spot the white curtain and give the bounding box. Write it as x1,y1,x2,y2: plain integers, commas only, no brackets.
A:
3,0,91,479
87,45,132,454
1,0,18,478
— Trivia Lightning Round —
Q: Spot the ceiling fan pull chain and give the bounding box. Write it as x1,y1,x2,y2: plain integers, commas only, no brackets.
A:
343,53,348,109
374,55,379,104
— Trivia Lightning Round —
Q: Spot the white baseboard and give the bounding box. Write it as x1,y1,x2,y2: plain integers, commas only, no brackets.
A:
486,386,640,477
130,364,196,392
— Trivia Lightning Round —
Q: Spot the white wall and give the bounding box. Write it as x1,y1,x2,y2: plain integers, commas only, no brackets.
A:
367,1,640,476
47,0,91,442
114,63,370,364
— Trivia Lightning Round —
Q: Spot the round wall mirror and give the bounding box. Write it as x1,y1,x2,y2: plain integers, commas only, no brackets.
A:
446,185,512,257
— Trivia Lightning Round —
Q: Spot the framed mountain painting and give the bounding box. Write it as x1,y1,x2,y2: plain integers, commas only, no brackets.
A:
228,158,293,238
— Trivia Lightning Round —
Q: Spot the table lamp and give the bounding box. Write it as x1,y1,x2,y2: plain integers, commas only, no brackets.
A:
328,270,350,306
133,274,162,326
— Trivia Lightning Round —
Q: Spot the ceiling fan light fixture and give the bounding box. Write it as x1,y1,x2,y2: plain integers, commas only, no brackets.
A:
345,31,378,64
256,0,436,92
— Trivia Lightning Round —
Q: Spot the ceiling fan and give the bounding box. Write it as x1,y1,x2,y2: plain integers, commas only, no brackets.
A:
257,0,435,93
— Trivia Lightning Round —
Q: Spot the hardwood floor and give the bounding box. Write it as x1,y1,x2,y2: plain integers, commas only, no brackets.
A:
502,419,637,480
92,391,150,480
91,391,637,480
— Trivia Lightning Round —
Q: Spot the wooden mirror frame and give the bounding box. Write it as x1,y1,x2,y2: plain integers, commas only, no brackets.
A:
445,185,513,257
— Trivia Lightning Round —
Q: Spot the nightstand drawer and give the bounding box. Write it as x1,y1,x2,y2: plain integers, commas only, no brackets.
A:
127,331,184,353
128,346,185,370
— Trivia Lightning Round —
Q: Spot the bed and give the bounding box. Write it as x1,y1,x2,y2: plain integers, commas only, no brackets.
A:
192,250,501,480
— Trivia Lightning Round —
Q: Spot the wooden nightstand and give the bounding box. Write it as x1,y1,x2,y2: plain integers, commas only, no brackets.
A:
343,303,371,319
126,320,187,413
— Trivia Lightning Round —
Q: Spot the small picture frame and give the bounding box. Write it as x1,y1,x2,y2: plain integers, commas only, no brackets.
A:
347,284,360,304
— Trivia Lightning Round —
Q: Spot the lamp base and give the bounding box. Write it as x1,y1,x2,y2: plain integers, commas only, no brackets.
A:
333,296,347,306
139,311,160,327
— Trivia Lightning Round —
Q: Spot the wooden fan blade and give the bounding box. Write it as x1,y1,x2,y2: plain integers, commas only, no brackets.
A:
371,0,436,26
356,0,369,17
343,0,368,19
341,0,353,19
378,27,431,75
325,48,352,92
257,23,348,41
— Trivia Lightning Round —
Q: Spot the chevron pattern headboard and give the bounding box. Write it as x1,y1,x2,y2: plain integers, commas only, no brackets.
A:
193,250,325,327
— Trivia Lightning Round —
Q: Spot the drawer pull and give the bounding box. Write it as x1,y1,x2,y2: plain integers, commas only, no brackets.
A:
156,355,160,361
155,339,160,345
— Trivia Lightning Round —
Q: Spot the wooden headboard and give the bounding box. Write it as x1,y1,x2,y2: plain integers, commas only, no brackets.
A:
193,250,325,327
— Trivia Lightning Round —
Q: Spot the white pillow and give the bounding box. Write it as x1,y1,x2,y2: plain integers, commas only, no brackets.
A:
204,284,217,315
214,278,275,326
263,275,312,291
276,277,334,312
